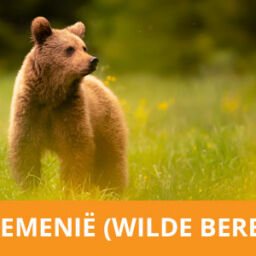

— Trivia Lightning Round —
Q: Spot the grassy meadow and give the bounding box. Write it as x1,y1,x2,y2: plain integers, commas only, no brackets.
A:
1,72,256,200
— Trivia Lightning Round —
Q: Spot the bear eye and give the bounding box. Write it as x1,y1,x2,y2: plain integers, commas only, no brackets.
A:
66,46,75,56
83,46,87,52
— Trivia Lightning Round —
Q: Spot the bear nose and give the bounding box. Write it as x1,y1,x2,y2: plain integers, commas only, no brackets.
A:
89,57,99,69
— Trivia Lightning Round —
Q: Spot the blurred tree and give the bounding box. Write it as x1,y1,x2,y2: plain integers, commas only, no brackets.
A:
76,0,256,75
0,0,91,69
0,0,256,75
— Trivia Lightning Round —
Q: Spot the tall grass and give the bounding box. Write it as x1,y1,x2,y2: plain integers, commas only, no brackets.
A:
1,72,256,200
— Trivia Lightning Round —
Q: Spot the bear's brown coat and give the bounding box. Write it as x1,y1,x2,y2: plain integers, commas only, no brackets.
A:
8,17,128,191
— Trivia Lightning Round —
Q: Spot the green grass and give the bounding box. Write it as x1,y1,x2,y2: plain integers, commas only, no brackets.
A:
1,72,256,200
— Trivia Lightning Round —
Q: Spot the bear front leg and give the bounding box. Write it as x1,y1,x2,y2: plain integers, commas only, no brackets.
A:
58,135,95,192
8,130,42,189
94,130,128,192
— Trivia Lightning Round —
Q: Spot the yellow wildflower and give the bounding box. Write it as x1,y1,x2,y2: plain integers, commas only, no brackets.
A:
221,95,240,113
140,98,147,105
189,128,195,134
104,80,110,86
161,131,167,138
111,76,116,82
157,101,168,111
207,142,212,148
134,100,149,124
119,99,130,113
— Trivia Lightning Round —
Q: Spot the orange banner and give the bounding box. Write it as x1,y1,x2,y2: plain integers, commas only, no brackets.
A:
0,201,256,255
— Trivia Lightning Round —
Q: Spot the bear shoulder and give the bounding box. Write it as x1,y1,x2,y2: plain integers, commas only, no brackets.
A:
82,75,118,102
80,75,125,127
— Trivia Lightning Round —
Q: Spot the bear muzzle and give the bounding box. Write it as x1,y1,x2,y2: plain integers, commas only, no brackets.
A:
79,57,99,76
89,57,99,72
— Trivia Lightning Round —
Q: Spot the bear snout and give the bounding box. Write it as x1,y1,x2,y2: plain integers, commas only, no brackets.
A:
79,57,99,76
89,57,99,71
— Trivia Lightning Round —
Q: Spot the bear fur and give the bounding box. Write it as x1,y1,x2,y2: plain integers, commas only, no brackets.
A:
8,17,128,192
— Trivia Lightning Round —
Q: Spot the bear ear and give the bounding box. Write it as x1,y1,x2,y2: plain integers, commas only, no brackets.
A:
31,17,52,45
66,22,86,38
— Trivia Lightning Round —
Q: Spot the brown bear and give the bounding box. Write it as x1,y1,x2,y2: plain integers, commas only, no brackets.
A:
8,17,128,192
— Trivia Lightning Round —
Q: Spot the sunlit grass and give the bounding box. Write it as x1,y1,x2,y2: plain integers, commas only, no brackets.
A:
1,73,256,200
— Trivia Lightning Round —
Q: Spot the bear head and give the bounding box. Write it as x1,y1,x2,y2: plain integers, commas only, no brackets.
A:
31,17,98,83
